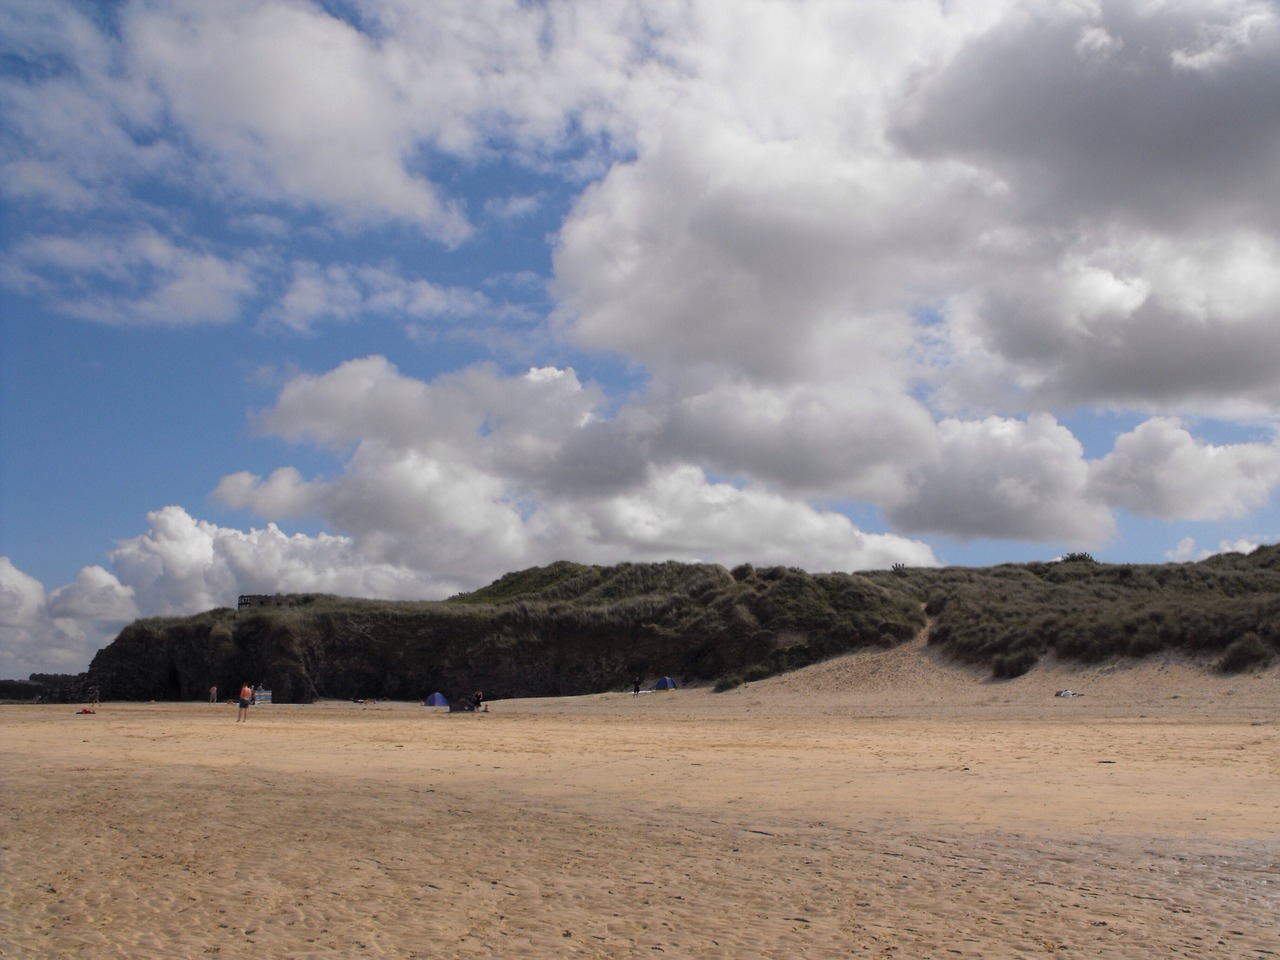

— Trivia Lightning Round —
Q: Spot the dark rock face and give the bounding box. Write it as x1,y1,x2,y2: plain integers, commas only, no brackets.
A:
86,562,925,703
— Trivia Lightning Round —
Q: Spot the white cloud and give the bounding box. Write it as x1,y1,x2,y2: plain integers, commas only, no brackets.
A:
267,262,364,332
4,0,625,238
216,357,938,583
933,229,1280,415
0,557,119,678
1167,536,1198,563
651,379,938,503
6,231,255,326
552,127,965,386
46,565,139,623
1,502,498,675
0,0,170,211
124,0,472,241
0,557,45,629
99,0,684,239
265,261,492,333
536,464,938,572
1091,418,1280,520
540,0,1280,545
885,414,1115,545
11,0,1280,419
885,0,1280,419
108,505,463,615
1167,535,1269,562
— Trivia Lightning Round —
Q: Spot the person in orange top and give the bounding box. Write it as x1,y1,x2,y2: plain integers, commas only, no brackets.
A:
237,683,253,722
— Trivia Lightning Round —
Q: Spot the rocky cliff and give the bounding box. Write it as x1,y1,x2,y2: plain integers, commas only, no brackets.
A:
86,561,924,702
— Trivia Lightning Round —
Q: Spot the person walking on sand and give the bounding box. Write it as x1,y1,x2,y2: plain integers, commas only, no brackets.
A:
473,689,483,713
209,685,217,704
236,682,253,722
633,677,641,697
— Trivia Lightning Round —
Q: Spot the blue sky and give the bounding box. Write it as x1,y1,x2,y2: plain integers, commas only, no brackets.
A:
4,0,1280,676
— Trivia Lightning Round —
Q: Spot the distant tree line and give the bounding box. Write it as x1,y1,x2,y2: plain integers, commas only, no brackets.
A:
0,673,93,703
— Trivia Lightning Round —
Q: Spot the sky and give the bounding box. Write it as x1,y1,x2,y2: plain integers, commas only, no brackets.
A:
3,0,1280,678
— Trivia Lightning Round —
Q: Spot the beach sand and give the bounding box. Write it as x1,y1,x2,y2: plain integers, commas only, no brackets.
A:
3,640,1279,959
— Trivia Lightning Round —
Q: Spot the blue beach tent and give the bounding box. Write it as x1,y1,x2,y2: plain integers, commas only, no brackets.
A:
654,676,678,690
424,692,449,707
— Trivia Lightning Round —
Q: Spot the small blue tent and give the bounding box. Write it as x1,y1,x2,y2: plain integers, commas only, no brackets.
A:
424,692,449,707
654,676,678,690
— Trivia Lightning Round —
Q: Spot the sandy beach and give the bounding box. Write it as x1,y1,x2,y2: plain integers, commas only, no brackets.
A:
3,640,1278,959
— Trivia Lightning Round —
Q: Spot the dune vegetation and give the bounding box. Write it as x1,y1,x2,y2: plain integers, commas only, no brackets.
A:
19,546,1278,703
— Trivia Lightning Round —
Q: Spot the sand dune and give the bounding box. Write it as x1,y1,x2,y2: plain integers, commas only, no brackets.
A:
3,647,1278,958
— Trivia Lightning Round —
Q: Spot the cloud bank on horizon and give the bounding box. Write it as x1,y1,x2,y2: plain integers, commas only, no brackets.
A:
3,0,1280,676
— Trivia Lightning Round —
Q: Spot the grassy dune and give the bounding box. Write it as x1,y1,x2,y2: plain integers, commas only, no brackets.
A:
72,546,1280,703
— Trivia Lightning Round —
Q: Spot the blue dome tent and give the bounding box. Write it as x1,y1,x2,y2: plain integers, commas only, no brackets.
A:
424,692,449,707
654,676,678,690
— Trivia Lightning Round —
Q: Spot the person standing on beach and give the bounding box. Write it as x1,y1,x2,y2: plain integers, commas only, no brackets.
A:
473,689,483,713
236,683,253,722
209,685,217,704
633,677,641,697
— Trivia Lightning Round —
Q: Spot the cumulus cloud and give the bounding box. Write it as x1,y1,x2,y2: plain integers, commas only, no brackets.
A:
551,128,978,388
1167,536,1271,563
123,0,472,241
887,1,1280,418
0,557,122,678
216,357,939,584
10,0,1280,422
535,464,938,572
0,557,45,630
46,566,139,623
885,415,1115,546
0,0,169,210
930,230,1280,416
220,352,1280,592
546,0,1280,531
1,0,664,238
2,503,483,675
106,505,465,616
644,378,935,503
1091,418,1280,520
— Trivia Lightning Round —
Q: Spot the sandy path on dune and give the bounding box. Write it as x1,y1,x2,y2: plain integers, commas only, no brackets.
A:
3,644,1278,959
